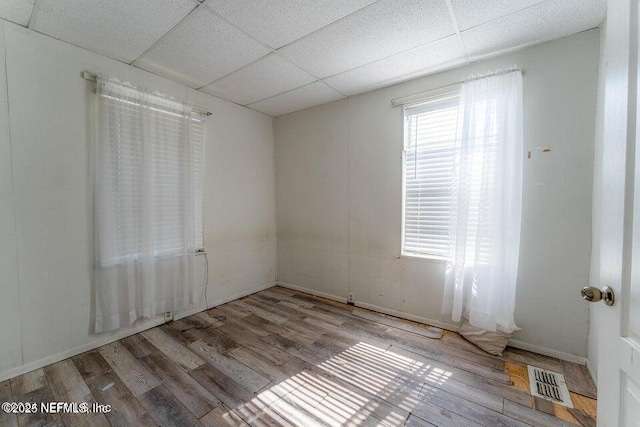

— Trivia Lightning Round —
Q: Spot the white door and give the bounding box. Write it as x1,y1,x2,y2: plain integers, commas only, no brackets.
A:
595,0,640,425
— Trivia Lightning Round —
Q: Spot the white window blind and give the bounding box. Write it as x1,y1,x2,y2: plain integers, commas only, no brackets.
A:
402,91,460,258
97,81,204,265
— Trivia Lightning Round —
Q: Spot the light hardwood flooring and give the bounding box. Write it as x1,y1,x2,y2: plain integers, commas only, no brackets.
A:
1,286,597,427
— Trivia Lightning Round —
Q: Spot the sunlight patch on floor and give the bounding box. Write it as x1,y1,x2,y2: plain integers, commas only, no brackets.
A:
250,341,454,426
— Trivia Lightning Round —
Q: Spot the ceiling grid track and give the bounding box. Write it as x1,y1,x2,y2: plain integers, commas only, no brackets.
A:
0,0,607,116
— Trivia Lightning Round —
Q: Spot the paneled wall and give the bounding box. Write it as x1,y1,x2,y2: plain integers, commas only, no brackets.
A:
275,30,600,360
0,21,276,380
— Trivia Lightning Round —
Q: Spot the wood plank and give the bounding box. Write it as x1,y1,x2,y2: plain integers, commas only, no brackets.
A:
248,295,308,322
141,327,206,371
387,345,532,408
137,385,203,427
160,320,203,346
240,314,315,347
0,380,18,427
561,360,597,399
407,398,484,427
503,347,565,373
411,333,506,372
259,289,314,308
505,362,531,394
188,327,240,354
221,315,272,338
217,323,292,365
191,366,299,427
216,302,253,319
352,309,443,339
279,301,345,326
404,414,437,427
194,311,226,328
84,370,157,427
571,393,597,420
503,399,578,427
139,351,220,418
437,351,510,384
187,339,271,393
272,286,298,296
228,347,307,385
44,359,111,427
534,396,556,415
553,393,597,426
259,334,329,367
297,363,411,426
231,299,288,324
189,364,257,409
421,377,505,413
280,317,327,338
98,342,161,396
72,350,112,380
13,383,64,427
10,368,47,395
120,334,158,359
419,380,530,427
200,405,249,427
441,330,495,356
568,408,596,427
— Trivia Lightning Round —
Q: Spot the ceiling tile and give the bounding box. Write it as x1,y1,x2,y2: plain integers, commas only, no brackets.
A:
204,0,377,49
0,0,35,26
32,0,197,63
201,54,316,105
134,8,270,88
324,36,465,95
278,0,455,79
450,0,546,31
461,0,606,58
248,82,344,116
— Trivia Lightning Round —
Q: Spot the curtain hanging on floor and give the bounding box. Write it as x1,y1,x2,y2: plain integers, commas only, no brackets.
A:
442,67,523,334
94,76,197,333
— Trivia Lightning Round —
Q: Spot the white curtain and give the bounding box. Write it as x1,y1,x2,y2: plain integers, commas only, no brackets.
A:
442,68,523,334
94,77,196,333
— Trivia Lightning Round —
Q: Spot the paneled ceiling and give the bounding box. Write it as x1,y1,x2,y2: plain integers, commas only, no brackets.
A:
1,0,606,116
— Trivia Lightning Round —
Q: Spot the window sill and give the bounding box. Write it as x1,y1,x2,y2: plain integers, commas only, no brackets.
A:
400,253,447,263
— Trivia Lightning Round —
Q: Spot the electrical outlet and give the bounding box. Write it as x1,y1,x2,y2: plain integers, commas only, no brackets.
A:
164,311,173,321
347,293,355,305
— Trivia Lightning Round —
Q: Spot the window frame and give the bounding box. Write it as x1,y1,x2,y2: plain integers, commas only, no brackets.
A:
400,86,461,261
97,87,206,268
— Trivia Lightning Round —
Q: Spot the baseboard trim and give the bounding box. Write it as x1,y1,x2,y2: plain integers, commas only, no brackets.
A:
506,339,587,365
354,301,460,333
276,281,348,304
173,281,277,321
0,281,277,383
0,317,165,383
276,281,460,332
586,357,598,384
276,281,588,366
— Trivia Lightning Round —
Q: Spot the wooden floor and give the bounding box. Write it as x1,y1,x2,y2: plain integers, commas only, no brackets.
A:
1,286,597,427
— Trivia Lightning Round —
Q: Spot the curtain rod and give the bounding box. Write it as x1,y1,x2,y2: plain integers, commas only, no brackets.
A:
391,67,522,108
81,72,212,117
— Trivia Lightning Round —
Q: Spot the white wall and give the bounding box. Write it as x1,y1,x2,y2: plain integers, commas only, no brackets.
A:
0,21,276,381
275,30,600,360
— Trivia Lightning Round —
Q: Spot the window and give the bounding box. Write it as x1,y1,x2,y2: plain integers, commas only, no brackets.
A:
402,90,460,258
401,87,501,260
96,79,204,266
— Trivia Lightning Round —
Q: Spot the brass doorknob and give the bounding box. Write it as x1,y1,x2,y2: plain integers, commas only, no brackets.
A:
581,286,615,306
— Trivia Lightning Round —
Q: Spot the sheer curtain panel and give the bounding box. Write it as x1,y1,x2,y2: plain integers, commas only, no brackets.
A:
94,77,203,333
442,68,523,334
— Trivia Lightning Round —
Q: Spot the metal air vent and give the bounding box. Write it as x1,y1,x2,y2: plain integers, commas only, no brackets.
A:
527,366,573,408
